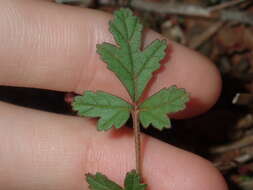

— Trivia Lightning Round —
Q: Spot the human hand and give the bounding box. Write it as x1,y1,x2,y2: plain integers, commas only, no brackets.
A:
0,0,228,190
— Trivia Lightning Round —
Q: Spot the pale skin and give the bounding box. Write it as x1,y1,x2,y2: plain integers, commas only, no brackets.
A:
0,0,228,190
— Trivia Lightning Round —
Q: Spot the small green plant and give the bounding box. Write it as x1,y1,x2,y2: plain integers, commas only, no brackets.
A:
72,8,189,190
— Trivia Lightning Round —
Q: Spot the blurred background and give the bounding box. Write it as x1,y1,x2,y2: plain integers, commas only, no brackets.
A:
1,0,253,189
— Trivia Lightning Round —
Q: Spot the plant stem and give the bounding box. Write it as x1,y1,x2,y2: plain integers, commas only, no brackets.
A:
132,104,142,179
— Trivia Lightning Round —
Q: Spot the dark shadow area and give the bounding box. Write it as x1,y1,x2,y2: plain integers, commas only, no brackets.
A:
0,86,70,114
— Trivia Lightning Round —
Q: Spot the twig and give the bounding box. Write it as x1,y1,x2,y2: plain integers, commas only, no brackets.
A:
213,143,253,171
129,0,253,25
220,10,253,25
235,114,253,130
131,1,211,17
233,93,253,105
210,135,253,154
208,0,247,12
55,0,92,6
188,22,225,49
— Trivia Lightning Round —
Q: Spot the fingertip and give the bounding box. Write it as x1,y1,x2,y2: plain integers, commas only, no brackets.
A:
169,45,222,118
143,138,228,190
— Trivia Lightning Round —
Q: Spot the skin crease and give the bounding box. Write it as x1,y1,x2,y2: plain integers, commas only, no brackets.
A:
0,0,228,190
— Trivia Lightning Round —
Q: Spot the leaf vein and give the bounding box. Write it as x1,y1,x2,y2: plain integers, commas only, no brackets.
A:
143,111,167,125
136,42,164,78
101,46,132,75
140,93,186,111
129,18,138,43
101,111,123,128
81,103,131,110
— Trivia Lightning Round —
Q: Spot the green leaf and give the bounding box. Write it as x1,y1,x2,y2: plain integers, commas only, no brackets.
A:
124,170,147,190
85,171,147,190
86,173,123,190
139,86,189,130
97,8,167,102
72,91,132,131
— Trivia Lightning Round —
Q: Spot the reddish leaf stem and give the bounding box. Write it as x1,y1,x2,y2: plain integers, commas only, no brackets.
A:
131,104,142,179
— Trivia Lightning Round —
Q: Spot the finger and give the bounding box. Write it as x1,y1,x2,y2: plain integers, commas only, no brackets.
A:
0,0,221,118
0,102,227,190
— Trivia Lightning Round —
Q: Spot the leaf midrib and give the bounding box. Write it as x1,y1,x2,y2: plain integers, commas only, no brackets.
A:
80,103,131,111
117,14,138,101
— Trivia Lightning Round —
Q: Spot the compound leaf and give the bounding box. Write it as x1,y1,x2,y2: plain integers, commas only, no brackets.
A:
124,170,147,190
72,91,132,131
97,8,167,102
139,86,189,130
86,173,123,190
